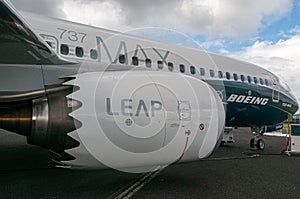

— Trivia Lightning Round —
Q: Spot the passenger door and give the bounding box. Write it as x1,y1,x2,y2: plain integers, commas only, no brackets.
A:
271,77,280,103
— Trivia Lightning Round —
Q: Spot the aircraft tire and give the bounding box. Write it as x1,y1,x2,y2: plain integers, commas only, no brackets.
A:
256,139,265,150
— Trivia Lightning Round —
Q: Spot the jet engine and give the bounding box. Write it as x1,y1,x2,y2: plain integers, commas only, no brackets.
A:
0,71,225,172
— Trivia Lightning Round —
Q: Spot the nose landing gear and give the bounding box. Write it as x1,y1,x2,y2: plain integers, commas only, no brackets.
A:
250,127,265,150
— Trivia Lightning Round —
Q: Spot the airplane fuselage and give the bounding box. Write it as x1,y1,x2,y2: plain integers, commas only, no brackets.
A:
16,11,298,127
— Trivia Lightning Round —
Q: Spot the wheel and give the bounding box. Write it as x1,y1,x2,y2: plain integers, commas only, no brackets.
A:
250,138,255,148
256,139,265,150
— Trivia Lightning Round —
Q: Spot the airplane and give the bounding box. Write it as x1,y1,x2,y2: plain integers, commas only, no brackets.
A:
0,0,298,172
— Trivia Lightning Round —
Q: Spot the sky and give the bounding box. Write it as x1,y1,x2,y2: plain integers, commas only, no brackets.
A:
9,0,300,111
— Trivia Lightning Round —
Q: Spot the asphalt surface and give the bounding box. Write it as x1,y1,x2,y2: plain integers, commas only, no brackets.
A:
0,128,300,199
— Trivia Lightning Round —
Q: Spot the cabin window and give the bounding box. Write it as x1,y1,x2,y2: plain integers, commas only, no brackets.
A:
226,72,231,80
209,69,215,77
247,76,252,83
180,64,185,73
132,56,139,66
253,77,258,84
218,71,223,78
60,44,69,55
90,49,98,60
200,68,205,76
241,75,245,82
168,62,174,71
158,61,163,69
233,73,238,81
145,58,152,67
190,66,196,75
119,54,126,64
76,47,84,57
265,79,269,86
259,78,264,85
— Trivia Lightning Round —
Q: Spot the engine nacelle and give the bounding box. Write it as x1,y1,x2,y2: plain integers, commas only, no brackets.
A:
61,71,225,172
0,70,225,172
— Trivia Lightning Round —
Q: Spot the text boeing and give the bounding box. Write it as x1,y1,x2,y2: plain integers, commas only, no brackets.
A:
227,94,269,105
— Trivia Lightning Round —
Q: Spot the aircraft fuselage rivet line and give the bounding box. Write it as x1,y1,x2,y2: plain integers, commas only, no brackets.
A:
113,167,164,199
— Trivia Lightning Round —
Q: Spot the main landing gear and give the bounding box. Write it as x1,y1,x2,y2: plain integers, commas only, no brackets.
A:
250,127,265,150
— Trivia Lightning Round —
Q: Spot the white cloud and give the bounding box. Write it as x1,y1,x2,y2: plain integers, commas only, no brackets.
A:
62,0,128,31
227,34,300,107
290,26,300,34
199,39,225,49
9,0,66,18
10,0,293,38
176,0,292,38
61,0,293,39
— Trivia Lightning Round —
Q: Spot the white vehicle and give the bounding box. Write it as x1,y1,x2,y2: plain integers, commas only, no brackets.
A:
0,0,298,171
290,124,300,153
222,127,234,144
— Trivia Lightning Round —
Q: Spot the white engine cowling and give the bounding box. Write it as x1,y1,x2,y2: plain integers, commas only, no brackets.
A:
63,70,225,173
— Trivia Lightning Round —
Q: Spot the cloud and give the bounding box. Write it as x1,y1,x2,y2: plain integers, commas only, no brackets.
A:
62,0,126,31
290,26,300,34
9,0,67,18
10,0,293,38
175,0,292,38
227,34,300,106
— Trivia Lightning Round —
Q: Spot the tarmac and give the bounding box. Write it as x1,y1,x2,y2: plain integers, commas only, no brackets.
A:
0,128,300,199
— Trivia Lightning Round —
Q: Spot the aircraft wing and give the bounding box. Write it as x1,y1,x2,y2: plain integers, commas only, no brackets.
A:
0,0,72,65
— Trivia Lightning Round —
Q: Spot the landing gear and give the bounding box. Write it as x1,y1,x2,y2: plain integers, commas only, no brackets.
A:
250,127,265,150
257,139,265,150
250,138,265,150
